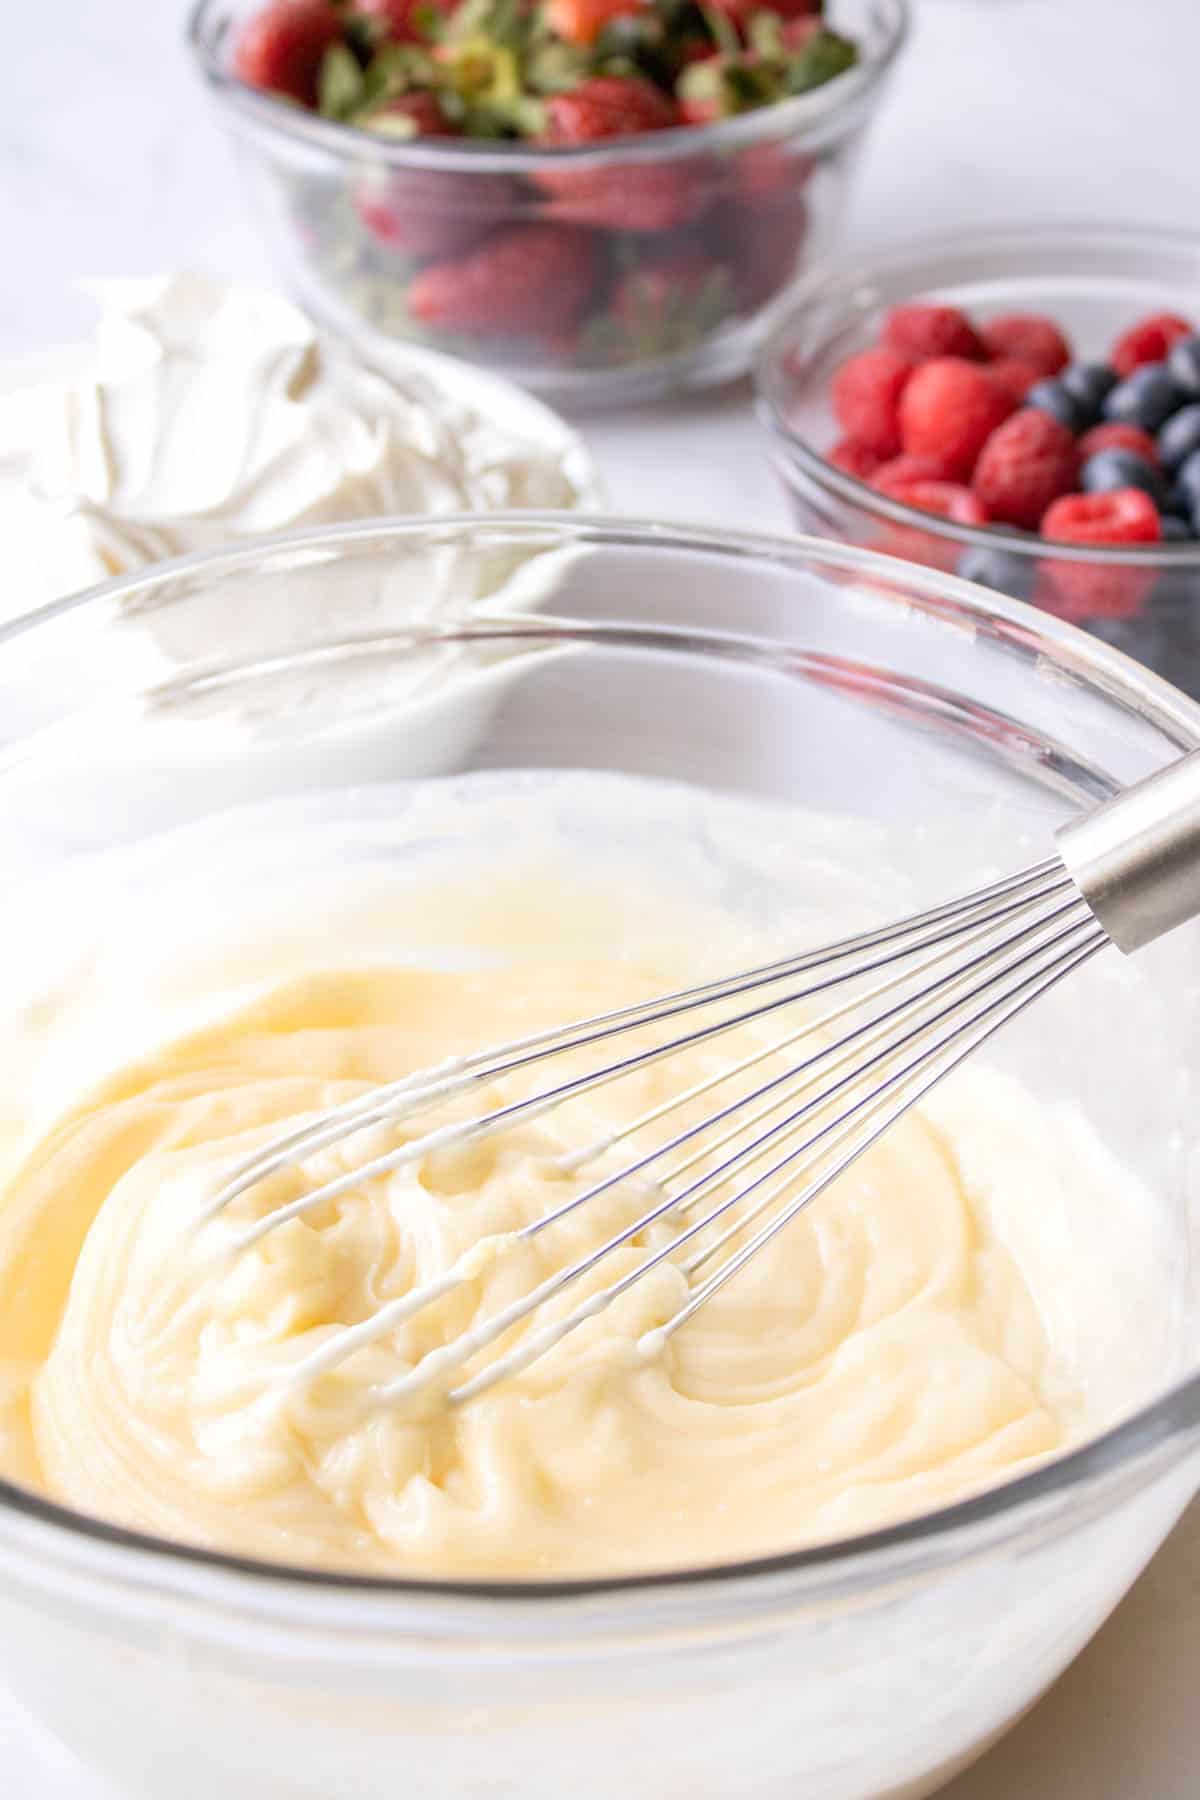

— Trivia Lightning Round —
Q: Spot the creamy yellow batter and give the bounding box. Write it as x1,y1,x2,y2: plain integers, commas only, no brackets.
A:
0,776,1161,1577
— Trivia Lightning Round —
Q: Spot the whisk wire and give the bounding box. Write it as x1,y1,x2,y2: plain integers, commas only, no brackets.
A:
193,745,1200,1407
287,884,1103,1406
222,862,1077,1254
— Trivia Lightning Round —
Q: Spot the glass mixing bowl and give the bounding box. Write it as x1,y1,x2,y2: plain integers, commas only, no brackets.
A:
754,226,1200,695
0,517,1199,1800
185,0,907,406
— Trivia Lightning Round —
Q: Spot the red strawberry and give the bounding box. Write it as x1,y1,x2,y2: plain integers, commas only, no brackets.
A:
831,347,915,457
735,141,815,205
357,181,501,260
547,0,646,45
972,409,1080,529
878,479,989,527
981,313,1071,375
987,359,1042,405
356,125,516,262
782,14,823,46
1077,422,1161,465
707,0,819,19
883,303,985,363
543,77,680,137
713,192,810,311
1110,312,1195,377
233,0,343,106
898,357,1015,479
536,78,702,233
828,439,882,480
407,223,598,337
540,159,703,233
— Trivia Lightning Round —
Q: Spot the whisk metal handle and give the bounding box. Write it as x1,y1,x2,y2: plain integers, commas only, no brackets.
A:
1057,749,1200,953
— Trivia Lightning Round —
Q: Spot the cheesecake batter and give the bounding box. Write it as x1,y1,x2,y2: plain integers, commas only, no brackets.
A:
0,773,1171,1576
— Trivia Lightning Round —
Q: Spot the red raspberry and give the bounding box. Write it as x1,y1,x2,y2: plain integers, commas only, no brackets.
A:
986,359,1041,405
233,0,342,106
1039,563,1155,622
1077,422,1161,465
828,439,882,480
830,347,914,457
898,357,1015,478
880,479,989,526
882,303,985,362
1042,486,1162,545
881,304,985,363
871,452,959,490
1040,487,1161,619
981,313,1071,375
972,409,1080,529
1110,312,1195,377
536,79,702,232
407,224,597,337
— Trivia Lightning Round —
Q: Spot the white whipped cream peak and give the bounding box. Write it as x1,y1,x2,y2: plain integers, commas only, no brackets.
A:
0,273,589,616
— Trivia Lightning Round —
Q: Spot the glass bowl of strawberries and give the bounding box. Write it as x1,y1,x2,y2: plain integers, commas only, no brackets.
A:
187,0,907,404
755,224,1200,696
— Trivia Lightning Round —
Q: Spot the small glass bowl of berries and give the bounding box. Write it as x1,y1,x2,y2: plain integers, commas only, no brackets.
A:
187,0,907,404
756,225,1200,696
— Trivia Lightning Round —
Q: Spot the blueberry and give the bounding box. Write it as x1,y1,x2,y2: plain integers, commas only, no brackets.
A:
1058,361,1117,423
1175,450,1200,503
1158,403,1200,470
1080,448,1170,507
1161,513,1194,542
1167,335,1200,398
956,546,1035,602
1026,378,1088,432
1104,364,1185,432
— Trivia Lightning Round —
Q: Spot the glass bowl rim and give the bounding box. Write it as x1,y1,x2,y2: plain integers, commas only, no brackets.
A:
184,0,909,174
754,220,1200,567
2,508,1200,1612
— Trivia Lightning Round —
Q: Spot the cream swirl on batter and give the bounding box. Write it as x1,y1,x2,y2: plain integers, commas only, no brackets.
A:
0,774,1168,1576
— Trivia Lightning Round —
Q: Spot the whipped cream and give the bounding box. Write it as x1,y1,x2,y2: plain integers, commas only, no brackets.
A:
0,274,593,618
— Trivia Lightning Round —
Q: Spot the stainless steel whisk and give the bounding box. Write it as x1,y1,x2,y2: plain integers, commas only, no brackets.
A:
207,751,1200,1408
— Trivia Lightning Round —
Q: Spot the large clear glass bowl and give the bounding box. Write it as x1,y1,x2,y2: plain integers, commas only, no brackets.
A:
185,0,907,406
754,226,1200,694
0,516,1199,1800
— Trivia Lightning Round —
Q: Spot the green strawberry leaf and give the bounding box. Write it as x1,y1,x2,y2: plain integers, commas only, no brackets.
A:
318,44,367,120
785,28,859,95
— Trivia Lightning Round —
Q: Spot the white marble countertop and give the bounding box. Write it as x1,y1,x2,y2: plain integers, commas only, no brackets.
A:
5,0,1200,1794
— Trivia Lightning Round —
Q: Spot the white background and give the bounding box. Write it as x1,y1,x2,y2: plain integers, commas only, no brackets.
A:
5,0,1200,1794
